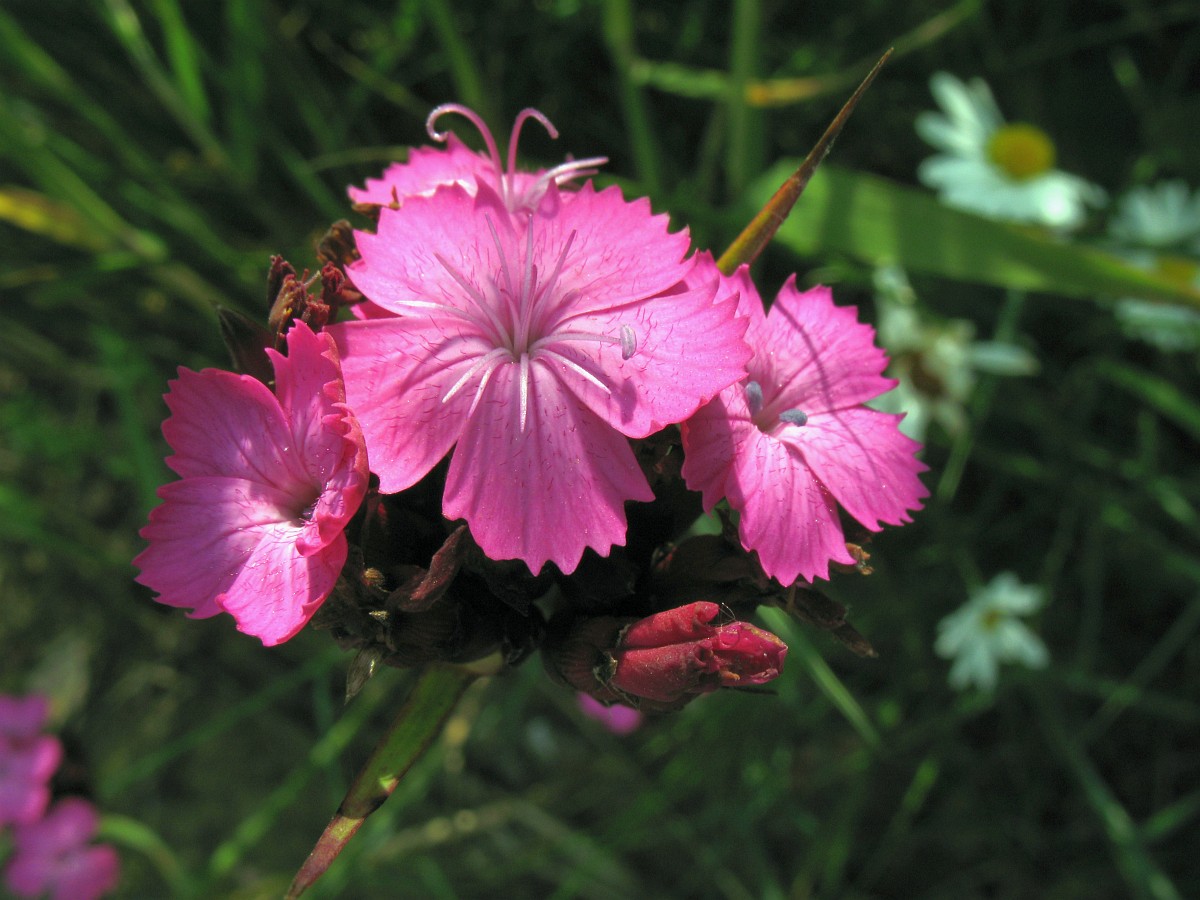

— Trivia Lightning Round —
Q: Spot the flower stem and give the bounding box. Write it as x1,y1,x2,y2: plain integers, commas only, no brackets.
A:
285,665,477,899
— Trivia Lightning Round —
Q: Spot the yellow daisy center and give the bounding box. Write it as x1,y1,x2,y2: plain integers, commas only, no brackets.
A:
986,123,1056,181
980,608,1005,631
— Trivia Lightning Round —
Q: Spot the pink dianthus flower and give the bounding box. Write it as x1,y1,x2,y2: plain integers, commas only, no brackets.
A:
330,183,750,575
134,322,369,645
4,798,119,900
0,695,61,827
681,256,927,585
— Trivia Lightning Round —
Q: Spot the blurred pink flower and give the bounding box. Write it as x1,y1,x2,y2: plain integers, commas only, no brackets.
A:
331,185,749,574
576,693,643,735
4,798,119,900
0,695,61,827
134,322,369,645
0,695,51,742
348,104,606,215
682,256,928,585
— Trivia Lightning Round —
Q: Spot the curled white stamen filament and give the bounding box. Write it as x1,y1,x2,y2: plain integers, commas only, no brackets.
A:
427,103,507,206
509,108,559,177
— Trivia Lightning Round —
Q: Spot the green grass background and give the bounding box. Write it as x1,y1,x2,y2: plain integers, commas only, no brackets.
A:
2,0,1198,897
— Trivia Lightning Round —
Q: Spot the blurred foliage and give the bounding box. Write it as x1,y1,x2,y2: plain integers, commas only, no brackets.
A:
1,0,1199,897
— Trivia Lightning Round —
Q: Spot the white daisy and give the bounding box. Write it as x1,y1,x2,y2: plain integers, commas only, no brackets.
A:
916,72,1106,230
1108,180,1200,252
935,572,1049,692
1106,181,1200,352
871,266,1038,442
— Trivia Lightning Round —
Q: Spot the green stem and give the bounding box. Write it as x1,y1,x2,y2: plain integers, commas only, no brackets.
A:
600,0,663,197
285,666,477,899
423,0,493,124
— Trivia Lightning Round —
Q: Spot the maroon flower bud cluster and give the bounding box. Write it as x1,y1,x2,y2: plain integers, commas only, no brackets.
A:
544,601,787,712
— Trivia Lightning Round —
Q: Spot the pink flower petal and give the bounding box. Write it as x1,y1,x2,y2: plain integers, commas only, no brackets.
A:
329,318,479,494
160,368,310,496
753,279,895,414
553,272,751,438
0,735,62,826
577,694,643,735
442,362,653,575
529,183,693,315
272,325,370,553
135,477,312,620
138,324,366,644
217,525,347,646
347,133,488,206
784,407,929,531
45,845,120,900
679,392,745,512
6,799,119,900
347,186,492,316
729,425,854,584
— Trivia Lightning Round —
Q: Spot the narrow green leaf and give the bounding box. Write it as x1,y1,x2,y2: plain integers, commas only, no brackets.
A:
1034,693,1181,900
1097,362,1200,443
148,0,211,124
423,0,493,124
600,0,663,196
754,163,1200,307
759,607,881,750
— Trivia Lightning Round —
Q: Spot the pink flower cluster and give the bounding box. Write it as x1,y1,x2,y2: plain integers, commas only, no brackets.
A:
0,696,118,900
134,103,926,687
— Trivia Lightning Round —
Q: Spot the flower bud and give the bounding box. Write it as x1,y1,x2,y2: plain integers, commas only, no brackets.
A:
544,601,787,711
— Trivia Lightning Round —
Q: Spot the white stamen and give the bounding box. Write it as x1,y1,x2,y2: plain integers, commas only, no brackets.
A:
619,325,637,360
426,103,506,206
486,216,516,302
529,156,609,199
508,108,559,176
466,359,500,418
519,353,531,432
441,347,509,404
539,348,612,395
434,252,507,339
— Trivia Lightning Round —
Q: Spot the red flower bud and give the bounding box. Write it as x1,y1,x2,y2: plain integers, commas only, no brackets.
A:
609,602,787,704
544,601,787,711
